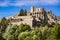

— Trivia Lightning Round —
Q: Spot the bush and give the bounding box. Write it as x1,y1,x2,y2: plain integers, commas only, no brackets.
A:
4,25,18,40
18,31,32,40
17,24,31,32
3,23,60,40
50,23,60,40
4,24,31,40
0,30,5,40
0,17,10,32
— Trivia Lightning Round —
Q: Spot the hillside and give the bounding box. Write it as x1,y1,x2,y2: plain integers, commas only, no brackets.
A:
5,6,60,27
0,6,60,40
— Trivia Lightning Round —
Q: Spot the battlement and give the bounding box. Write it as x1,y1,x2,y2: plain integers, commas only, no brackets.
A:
35,8,44,12
30,6,44,13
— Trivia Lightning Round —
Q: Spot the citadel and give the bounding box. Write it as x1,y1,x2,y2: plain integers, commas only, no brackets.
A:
6,6,60,28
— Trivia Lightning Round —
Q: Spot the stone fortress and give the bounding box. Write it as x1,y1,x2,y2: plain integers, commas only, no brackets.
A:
6,6,60,28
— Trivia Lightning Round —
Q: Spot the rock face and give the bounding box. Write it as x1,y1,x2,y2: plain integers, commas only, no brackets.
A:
27,6,59,25
46,10,60,24
6,6,60,28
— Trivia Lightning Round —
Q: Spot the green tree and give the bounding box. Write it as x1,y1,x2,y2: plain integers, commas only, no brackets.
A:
41,26,51,40
4,25,18,40
18,9,27,16
4,24,31,40
18,31,32,40
24,9,27,16
31,27,42,40
1,17,10,26
17,24,31,32
0,17,10,32
0,30,5,40
32,27,51,40
50,23,60,40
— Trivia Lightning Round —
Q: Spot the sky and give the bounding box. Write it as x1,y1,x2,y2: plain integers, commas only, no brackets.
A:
0,0,60,18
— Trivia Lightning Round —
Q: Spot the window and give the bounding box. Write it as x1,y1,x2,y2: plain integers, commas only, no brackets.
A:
30,13,32,15
48,11,50,13
20,19,23,21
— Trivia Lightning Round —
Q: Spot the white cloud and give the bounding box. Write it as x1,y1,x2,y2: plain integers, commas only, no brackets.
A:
0,0,10,6
41,0,59,4
0,0,59,7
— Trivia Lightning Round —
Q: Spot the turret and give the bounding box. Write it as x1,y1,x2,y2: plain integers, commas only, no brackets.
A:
30,6,34,12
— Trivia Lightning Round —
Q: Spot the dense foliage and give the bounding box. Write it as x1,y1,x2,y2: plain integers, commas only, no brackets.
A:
0,30,5,40
0,17,10,32
0,20,60,40
18,9,27,16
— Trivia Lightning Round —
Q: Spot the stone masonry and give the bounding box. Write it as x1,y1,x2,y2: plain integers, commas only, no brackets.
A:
7,6,59,28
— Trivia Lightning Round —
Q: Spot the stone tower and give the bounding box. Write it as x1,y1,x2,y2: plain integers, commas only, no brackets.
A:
30,6,34,12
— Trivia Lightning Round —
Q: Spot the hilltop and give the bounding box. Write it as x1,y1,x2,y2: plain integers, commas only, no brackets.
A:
5,6,60,28
0,6,60,29
0,6,60,40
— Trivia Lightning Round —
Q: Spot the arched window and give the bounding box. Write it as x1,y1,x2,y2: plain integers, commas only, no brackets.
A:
30,13,32,16
20,19,23,21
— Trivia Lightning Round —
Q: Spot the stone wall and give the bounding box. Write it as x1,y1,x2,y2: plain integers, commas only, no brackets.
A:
10,16,34,28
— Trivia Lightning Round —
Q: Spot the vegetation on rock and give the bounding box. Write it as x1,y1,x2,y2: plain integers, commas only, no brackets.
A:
18,9,27,16
0,17,60,40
